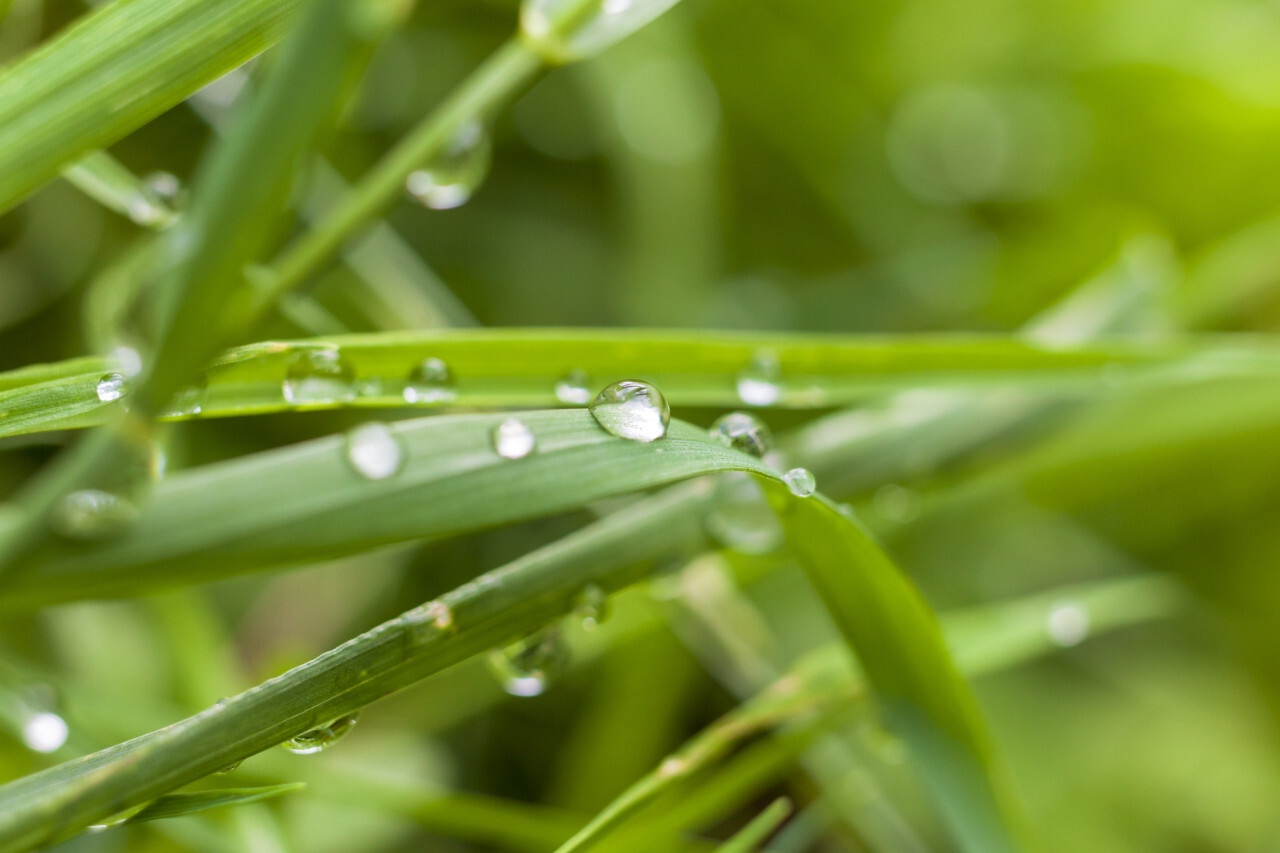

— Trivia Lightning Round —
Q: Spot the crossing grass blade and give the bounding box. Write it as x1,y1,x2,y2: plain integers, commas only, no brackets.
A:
0,329,1250,438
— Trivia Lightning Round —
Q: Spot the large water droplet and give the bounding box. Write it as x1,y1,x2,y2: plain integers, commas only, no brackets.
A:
21,711,68,753
705,471,783,555
709,412,772,458
1046,600,1089,647
520,0,681,62
576,584,608,631
554,369,592,405
402,357,456,404
345,422,405,480
736,351,782,406
783,468,816,498
283,349,358,405
406,122,491,210
282,712,360,755
488,625,569,697
492,417,536,460
589,380,670,442
95,373,126,403
50,490,140,540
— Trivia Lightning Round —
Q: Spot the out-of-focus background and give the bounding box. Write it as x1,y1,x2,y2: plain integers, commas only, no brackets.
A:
4,0,1280,850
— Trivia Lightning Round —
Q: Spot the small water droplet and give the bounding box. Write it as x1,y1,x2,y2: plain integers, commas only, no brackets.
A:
21,711,68,753
50,490,140,540
162,381,206,417
554,369,592,405
283,348,357,405
520,0,682,62
345,422,405,480
873,484,921,523
424,600,453,631
1046,600,1089,647
783,468,816,498
705,471,784,555
488,625,569,697
406,122,491,210
576,584,608,631
492,417,536,460
709,412,772,458
142,171,183,205
589,380,670,442
282,712,360,755
95,373,126,403
402,357,456,404
215,760,243,774
109,345,144,378
736,351,782,406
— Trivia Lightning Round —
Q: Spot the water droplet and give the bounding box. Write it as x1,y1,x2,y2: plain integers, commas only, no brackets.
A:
873,484,921,523
283,348,357,405
492,417,536,460
554,369,592,405
50,490,140,540
95,373,126,403
783,468,816,498
520,0,681,62
488,625,569,697
345,422,405,480
576,584,608,631
109,345,143,378
736,351,782,406
215,760,243,774
424,600,453,631
282,712,360,755
402,357,456,404
142,171,183,205
162,381,206,417
21,711,68,753
589,380,670,442
406,122,491,210
705,471,783,555
1046,600,1089,647
709,412,772,458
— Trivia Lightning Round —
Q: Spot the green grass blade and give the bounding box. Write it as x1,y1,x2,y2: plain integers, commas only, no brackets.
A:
61,151,177,228
713,797,792,852
0,0,299,213
0,329,1236,439
124,783,305,823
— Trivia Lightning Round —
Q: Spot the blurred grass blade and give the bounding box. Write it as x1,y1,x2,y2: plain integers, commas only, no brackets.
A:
0,0,300,214
0,329,1245,439
62,152,177,229
124,783,305,823
713,797,792,852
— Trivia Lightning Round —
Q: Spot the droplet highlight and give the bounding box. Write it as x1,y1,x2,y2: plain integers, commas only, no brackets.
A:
492,417,536,460
21,712,68,753
282,713,360,755
783,468,816,498
95,373,126,403
283,348,357,405
402,357,456,404
709,412,772,458
406,122,491,210
589,380,670,442
1046,600,1089,647
488,625,569,697
520,0,682,62
345,422,405,480
554,369,592,405
736,351,782,406
576,584,608,631
50,490,140,540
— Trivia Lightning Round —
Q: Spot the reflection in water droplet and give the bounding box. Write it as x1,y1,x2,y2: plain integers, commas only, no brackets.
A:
345,422,405,480
554,369,592,405
488,625,569,697
96,373,126,403
783,468,816,498
21,712,68,753
1046,600,1089,647
283,349,358,405
576,584,608,631
282,713,360,755
51,490,140,540
589,380,670,442
406,122,491,210
873,483,921,523
492,417,536,460
705,471,783,555
736,351,782,406
402,357,456,404
709,412,772,458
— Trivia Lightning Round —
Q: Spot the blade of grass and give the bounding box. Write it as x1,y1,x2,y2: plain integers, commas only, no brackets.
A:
123,783,306,823
713,797,792,852
61,151,177,229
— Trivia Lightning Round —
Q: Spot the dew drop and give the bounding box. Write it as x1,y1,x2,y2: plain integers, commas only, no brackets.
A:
283,348,358,405
109,345,144,378
554,369,592,405
783,468,816,498
215,760,243,774
95,373,126,403
709,412,772,458
488,625,569,697
162,381,206,417
282,712,360,755
736,351,782,406
520,0,681,62
345,422,405,480
142,171,183,205
406,122,491,210
402,357,456,404
492,417,536,460
21,711,68,753
50,490,140,540
576,584,608,631
705,471,783,555
589,380,670,442
1046,600,1089,647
